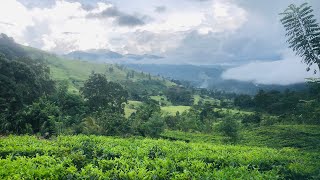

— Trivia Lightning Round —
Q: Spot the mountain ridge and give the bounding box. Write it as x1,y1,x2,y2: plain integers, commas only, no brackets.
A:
64,49,164,63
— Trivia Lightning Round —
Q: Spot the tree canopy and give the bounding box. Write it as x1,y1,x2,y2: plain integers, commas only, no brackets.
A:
80,73,128,114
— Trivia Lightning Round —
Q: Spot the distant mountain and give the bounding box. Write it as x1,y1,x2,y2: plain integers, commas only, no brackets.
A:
65,49,123,61
126,64,307,95
65,49,163,63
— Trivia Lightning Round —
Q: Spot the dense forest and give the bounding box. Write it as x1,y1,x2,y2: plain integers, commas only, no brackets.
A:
0,1,320,179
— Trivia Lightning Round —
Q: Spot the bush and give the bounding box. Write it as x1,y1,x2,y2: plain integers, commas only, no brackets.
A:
94,111,131,136
80,117,102,135
216,117,240,143
139,113,165,138
242,113,262,124
17,97,62,137
260,116,278,126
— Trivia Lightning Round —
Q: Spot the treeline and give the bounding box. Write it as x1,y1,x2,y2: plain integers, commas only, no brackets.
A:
234,86,320,124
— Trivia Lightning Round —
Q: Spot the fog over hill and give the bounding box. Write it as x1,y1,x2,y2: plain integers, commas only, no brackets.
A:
126,64,307,95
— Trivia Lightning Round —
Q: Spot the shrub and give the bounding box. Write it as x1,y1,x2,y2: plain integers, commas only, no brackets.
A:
242,113,262,124
95,111,131,136
216,117,240,143
17,97,62,137
139,113,165,138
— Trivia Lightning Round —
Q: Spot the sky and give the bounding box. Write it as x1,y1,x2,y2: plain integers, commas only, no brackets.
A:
0,0,319,85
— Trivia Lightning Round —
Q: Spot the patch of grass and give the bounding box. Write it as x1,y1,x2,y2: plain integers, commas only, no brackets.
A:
193,95,220,105
124,101,143,118
214,108,254,115
161,106,191,116
150,95,172,106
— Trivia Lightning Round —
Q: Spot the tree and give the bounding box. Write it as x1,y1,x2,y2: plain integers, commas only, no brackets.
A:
165,87,194,106
139,112,165,138
80,73,128,114
0,56,55,134
280,3,320,72
53,81,88,126
216,117,239,143
91,111,131,136
234,94,254,109
17,97,62,136
130,99,164,137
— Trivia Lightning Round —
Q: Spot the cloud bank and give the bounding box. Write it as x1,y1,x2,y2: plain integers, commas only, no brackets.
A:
222,52,318,85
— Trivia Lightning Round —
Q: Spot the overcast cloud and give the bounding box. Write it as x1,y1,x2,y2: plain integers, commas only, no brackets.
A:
0,0,320,85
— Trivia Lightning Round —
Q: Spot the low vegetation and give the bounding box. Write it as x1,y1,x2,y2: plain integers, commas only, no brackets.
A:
1,135,319,179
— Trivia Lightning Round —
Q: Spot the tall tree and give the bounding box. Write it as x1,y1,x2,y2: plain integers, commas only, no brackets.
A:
80,73,128,114
280,3,320,72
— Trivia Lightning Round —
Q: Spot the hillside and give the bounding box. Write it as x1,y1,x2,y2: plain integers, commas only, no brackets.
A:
0,34,175,95
25,46,175,91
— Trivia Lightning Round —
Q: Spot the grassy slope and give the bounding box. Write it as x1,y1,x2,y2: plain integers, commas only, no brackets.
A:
23,46,175,92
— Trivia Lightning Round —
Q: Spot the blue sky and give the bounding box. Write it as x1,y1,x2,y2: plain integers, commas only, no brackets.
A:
0,0,319,84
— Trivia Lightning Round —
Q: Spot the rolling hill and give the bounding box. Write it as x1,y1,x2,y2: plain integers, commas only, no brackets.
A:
0,33,175,94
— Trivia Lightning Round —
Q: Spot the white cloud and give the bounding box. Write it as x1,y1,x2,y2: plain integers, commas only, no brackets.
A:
222,52,318,85
0,0,250,55
193,0,247,35
0,0,33,43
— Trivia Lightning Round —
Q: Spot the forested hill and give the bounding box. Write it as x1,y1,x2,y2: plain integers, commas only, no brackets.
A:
0,33,175,94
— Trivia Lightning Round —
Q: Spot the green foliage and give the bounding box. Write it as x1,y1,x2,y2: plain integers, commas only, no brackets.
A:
0,135,319,179
250,88,320,124
55,82,87,116
216,116,240,143
242,113,262,125
234,94,254,108
0,55,55,134
92,111,131,136
130,99,165,137
80,73,128,113
80,117,102,135
165,87,194,106
162,124,320,152
125,80,169,101
280,3,320,71
163,103,223,133
17,97,62,136
241,125,320,152
8,81,88,136
139,112,165,138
